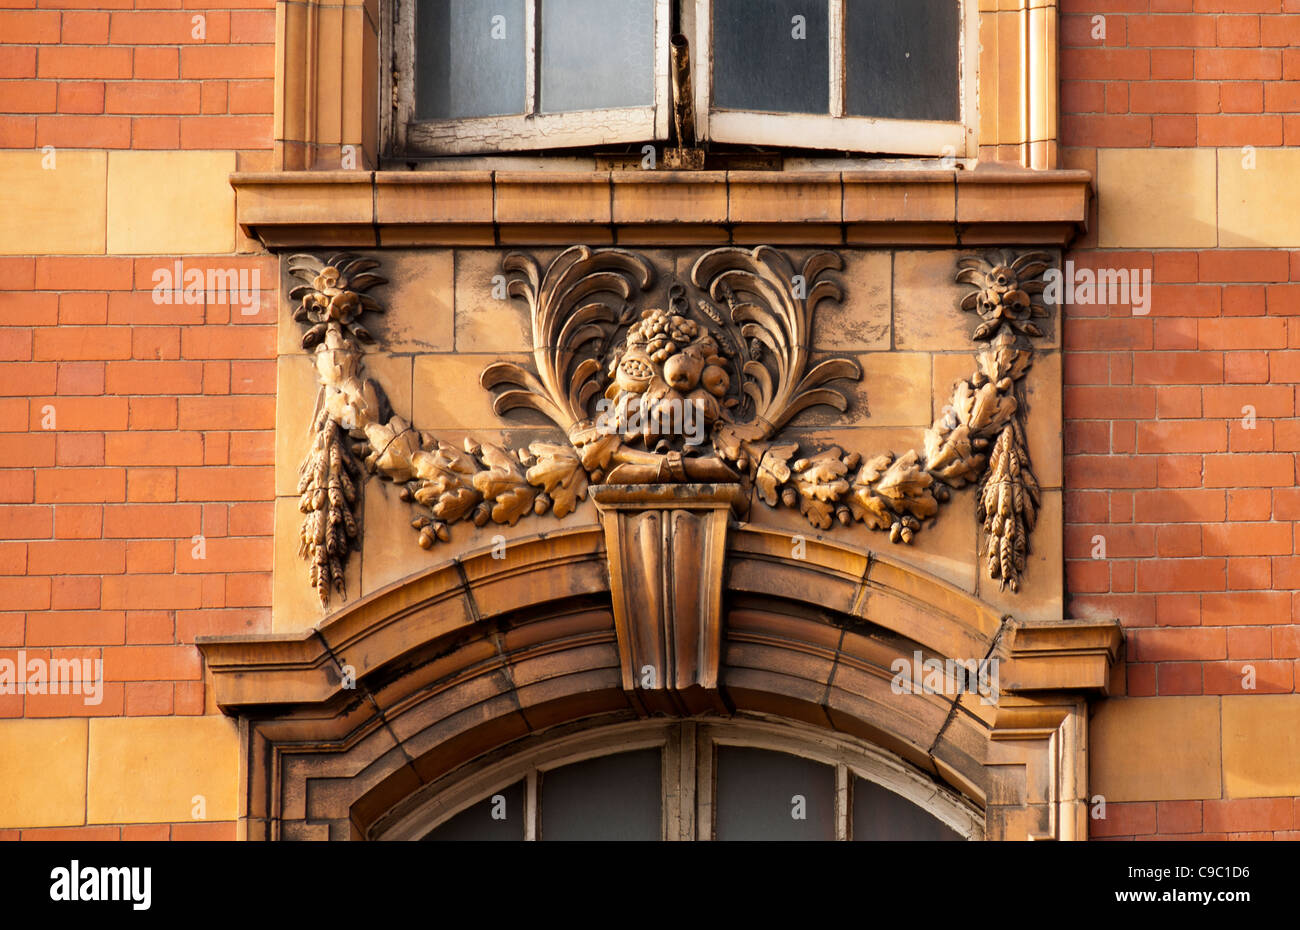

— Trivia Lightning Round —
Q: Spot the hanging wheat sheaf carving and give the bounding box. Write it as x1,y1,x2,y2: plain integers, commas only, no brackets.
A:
288,246,1051,605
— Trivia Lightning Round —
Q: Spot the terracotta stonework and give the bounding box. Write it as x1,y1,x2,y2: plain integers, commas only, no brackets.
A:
276,244,1063,612
198,234,1113,842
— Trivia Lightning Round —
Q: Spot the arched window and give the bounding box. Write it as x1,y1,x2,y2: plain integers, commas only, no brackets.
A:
375,718,982,840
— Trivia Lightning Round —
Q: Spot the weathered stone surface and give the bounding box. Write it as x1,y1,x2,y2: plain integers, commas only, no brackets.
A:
1221,695,1300,798
454,250,535,353
810,250,891,351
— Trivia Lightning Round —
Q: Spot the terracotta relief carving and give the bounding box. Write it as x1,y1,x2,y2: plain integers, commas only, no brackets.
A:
287,246,1051,605
287,254,387,604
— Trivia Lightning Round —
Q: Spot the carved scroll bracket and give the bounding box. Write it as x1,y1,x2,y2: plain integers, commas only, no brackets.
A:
593,483,745,717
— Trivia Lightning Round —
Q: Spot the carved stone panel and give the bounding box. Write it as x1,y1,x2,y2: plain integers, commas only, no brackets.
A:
273,245,1062,628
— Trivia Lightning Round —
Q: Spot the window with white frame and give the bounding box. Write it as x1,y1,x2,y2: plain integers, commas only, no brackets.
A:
699,0,974,156
393,0,672,155
389,0,973,159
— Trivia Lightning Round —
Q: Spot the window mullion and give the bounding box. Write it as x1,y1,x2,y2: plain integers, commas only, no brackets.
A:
654,0,672,139
524,0,538,117
829,0,845,118
835,763,850,840
677,722,697,840
524,768,539,840
696,726,715,840
693,0,710,141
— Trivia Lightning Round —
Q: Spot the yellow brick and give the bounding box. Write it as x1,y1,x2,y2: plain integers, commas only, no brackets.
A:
0,718,87,828
1218,148,1300,248
1090,696,1221,802
0,151,106,255
1221,694,1300,798
1098,148,1217,249
106,151,236,255
87,715,238,824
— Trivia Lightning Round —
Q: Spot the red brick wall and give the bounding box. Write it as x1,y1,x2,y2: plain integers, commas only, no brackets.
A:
0,6,274,152
1,1,276,839
1061,0,1300,839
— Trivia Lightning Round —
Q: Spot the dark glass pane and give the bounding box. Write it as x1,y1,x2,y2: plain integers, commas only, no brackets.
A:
852,777,963,840
845,0,960,122
539,749,661,840
539,0,654,113
421,780,525,841
416,0,526,120
712,0,829,114
714,747,834,840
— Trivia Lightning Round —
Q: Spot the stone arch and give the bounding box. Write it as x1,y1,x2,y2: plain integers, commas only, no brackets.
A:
199,520,1119,841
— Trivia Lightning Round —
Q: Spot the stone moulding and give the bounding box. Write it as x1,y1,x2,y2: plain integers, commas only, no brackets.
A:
196,527,1122,841
288,244,1054,607
231,168,1092,249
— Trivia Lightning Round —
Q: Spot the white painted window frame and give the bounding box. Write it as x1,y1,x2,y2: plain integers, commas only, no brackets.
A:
376,717,984,840
392,0,672,157
692,0,977,157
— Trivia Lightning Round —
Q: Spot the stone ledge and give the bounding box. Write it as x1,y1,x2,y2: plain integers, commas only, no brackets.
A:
231,168,1092,249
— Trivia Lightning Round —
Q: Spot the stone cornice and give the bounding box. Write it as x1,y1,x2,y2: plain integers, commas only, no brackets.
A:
230,168,1092,249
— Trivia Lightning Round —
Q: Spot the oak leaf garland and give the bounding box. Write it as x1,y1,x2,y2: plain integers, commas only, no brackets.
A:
524,442,589,519
745,253,1050,592
471,441,538,526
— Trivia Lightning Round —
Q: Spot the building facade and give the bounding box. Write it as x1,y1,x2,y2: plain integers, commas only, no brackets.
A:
1,0,1297,840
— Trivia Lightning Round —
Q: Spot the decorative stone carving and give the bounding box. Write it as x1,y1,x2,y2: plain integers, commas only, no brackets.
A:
483,246,861,489
593,484,742,716
286,246,1052,605
288,254,388,604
